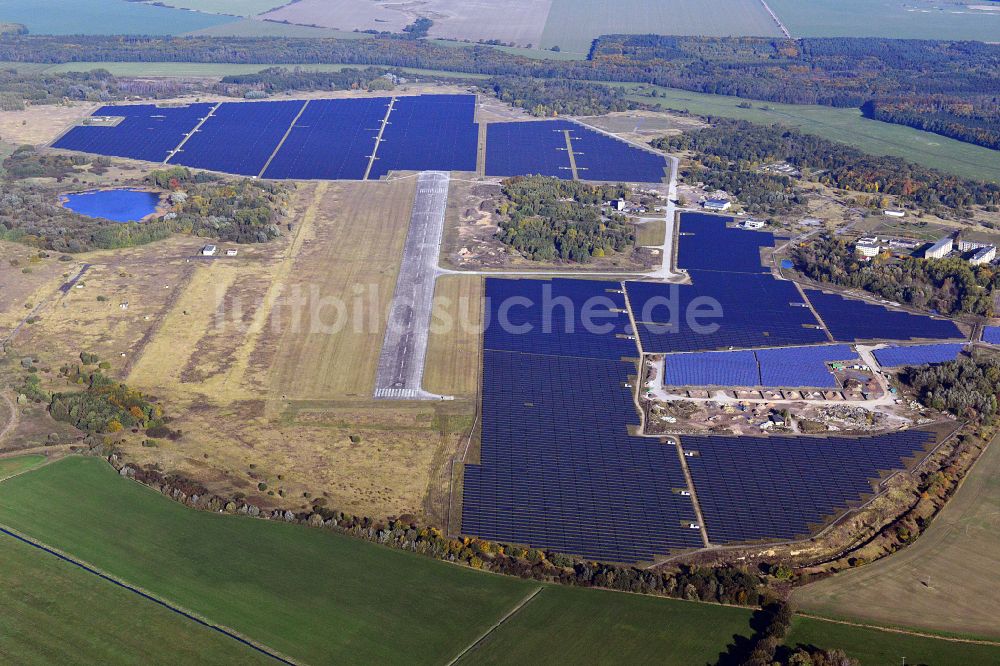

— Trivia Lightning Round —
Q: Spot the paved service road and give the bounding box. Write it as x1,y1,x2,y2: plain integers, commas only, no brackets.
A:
374,171,450,399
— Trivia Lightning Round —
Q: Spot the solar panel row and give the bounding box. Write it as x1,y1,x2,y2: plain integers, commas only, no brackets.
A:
684,431,934,543
873,343,966,368
805,290,965,342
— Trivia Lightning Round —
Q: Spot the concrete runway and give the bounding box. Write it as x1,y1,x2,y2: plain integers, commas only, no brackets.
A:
373,171,450,399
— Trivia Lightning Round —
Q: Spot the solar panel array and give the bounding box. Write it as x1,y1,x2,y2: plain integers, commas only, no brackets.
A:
804,290,965,342
171,100,306,176
463,277,704,562
874,343,966,368
662,344,858,388
629,275,827,353
662,350,759,387
484,120,576,180
261,98,386,180
483,278,635,360
484,120,668,183
756,344,857,388
683,431,935,543
983,326,1000,345
53,103,215,163
368,95,478,178
677,213,774,274
569,125,669,183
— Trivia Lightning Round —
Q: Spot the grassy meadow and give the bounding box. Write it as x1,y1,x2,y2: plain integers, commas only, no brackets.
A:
624,84,1000,183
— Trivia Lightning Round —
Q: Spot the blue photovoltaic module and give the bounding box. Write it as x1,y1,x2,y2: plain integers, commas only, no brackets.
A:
53,103,213,163
262,97,387,180
804,290,964,342
683,431,934,544
874,343,966,367
170,100,306,176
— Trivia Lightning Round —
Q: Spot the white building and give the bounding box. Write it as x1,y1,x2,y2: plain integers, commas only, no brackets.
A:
703,198,732,212
855,241,881,258
969,245,996,266
225,248,238,256
958,238,995,253
201,245,217,256
609,199,627,211
742,219,765,230
924,237,953,259
883,209,906,218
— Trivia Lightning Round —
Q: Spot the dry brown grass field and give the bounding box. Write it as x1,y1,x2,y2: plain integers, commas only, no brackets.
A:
636,220,666,247
423,274,483,398
0,103,99,146
113,179,473,523
793,434,1000,639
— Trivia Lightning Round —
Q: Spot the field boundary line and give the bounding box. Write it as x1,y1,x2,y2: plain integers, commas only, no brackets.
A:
445,586,544,665
0,523,301,665
796,612,1000,646
258,99,309,178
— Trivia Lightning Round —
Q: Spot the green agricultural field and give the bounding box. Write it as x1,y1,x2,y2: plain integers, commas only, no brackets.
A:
0,457,536,665
768,0,1000,41
624,84,1000,183
539,0,783,54
787,616,1000,665
0,532,271,665
0,0,236,35
430,39,588,61
458,584,753,664
0,455,45,481
0,456,991,663
793,435,1000,639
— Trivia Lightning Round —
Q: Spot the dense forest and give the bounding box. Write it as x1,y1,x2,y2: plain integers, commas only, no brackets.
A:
0,156,289,252
655,119,1000,217
904,357,1000,421
496,176,632,263
487,77,638,117
1,34,998,148
793,236,999,317
862,97,1000,151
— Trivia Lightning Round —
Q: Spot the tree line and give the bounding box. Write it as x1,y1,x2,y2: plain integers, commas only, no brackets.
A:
904,357,1000,420
496,176,633,263
654,119,1000,217
2,34,999,150
793,236,999,317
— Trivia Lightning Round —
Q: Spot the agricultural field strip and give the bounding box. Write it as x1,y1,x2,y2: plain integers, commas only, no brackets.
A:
0,522,296,664
444,586,545,666
795,612,1000,647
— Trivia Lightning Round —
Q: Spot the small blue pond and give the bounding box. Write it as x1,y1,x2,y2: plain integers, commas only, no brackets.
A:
61,189,161,223
780,259,794,269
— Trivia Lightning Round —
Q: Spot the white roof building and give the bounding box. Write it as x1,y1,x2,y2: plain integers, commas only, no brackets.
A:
704,198,732,211
924,237,953,259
